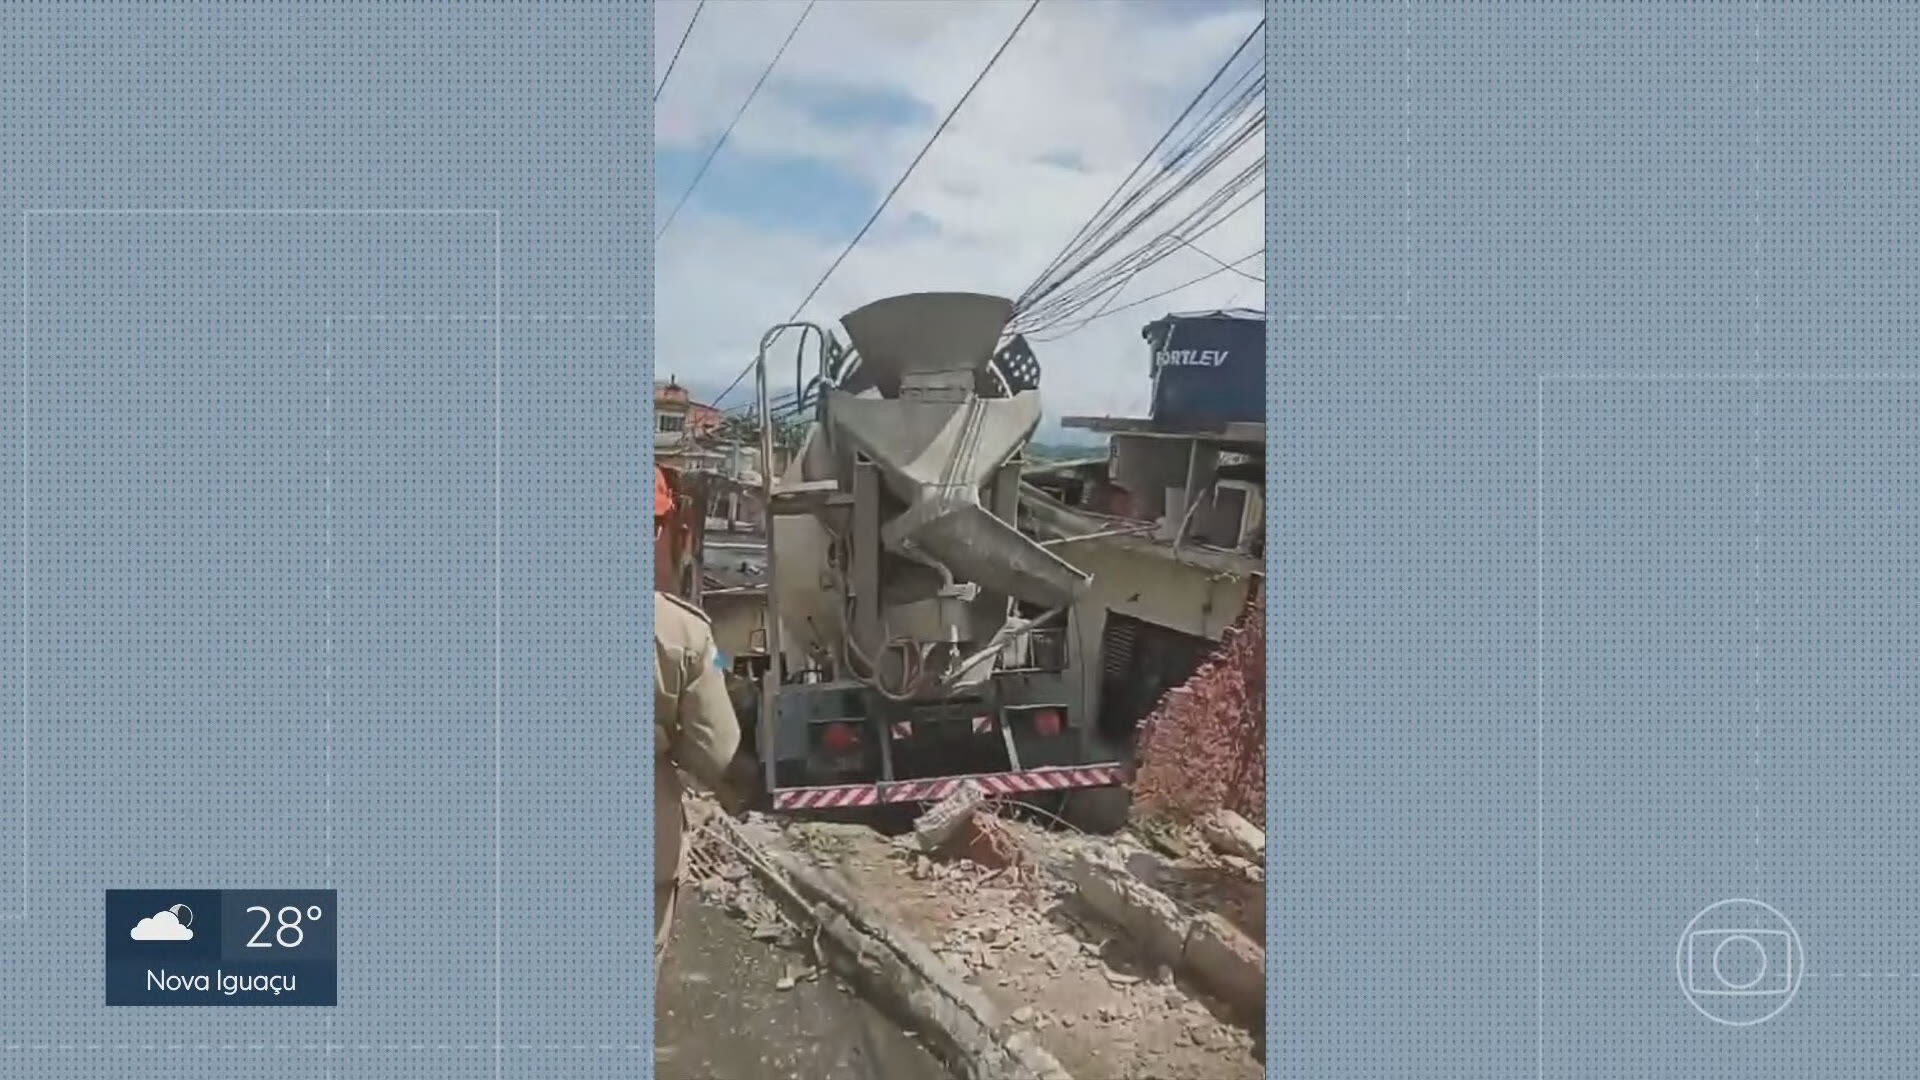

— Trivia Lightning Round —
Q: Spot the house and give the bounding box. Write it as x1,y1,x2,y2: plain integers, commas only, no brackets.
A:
1058,308,1266,557
655,379,721,448
655,379,727,475
1024,308,1266,738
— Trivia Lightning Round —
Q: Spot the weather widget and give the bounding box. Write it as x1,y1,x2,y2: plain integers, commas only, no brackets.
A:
104,889,337,1007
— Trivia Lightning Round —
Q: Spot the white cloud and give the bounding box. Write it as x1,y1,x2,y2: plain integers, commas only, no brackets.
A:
131,909,193,942
654,0,1264,426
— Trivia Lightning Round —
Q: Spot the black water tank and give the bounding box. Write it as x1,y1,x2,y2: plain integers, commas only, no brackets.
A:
1141,309,1264,426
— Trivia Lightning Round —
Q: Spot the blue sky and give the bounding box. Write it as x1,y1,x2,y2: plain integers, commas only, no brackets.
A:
653,0,1264,426
658,150,878,239
657,78,939,238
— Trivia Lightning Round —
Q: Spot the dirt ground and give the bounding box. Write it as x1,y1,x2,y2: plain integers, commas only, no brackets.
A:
656,898,948,1080
785,816,1266,1080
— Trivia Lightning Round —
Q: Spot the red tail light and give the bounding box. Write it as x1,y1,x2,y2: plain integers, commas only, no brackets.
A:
820,722,861,753
1031,709,1063,737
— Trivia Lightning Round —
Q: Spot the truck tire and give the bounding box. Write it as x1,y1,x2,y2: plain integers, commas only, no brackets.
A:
1061,785,1132,835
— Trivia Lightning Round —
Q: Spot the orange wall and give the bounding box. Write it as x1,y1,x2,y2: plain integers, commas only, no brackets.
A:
655,382,721,437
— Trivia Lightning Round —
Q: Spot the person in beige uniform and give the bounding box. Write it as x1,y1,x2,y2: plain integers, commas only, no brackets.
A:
654,470,742,970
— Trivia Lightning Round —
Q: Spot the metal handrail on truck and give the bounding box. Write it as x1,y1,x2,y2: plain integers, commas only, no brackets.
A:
752,320,833,797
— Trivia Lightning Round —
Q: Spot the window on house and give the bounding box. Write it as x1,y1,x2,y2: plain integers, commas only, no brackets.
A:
657,413,686,434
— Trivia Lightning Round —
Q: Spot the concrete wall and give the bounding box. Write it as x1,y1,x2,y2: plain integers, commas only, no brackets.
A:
1109,435,1219,522
1071,542,1251,642
1060,539,1255,733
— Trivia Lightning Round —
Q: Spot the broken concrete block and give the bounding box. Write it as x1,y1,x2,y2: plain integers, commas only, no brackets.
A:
1183,912,1265,1024
950,812,1021,870
1199,809,1266,862
913,780,985,853
1067,851,1191,969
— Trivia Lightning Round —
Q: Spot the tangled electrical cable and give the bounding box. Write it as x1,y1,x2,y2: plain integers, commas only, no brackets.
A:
1009,17,1266,340
1014,159,1262,337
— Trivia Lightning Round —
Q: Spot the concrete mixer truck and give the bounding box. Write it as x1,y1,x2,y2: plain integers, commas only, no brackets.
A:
732,292,1132,833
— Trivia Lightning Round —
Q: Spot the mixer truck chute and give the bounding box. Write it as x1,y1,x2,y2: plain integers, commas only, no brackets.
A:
741,293,1132,831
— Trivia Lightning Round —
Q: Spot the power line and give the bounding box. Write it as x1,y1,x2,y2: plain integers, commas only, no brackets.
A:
1177,235,1264,283
744,253,1266,411
780,0,1040,327
712,0,1042,410
1013,151,1262,333
1016,17,1264,311
1032,248,1261,342
1013,73,1264,330
1020,207,1259,342
657,0,815,241
1009,85,1263,334
1016,26,1258,306
1013,155,1262,335
709,359,761,418
1027,249,1263,343
655,0,706,99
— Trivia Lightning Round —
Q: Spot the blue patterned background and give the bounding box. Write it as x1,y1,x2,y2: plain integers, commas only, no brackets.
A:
1275,4,1920,1077
1,5,652,1078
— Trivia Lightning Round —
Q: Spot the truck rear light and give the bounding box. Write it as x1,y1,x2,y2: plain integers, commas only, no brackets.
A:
1031,709,1063,737
819,722,861,754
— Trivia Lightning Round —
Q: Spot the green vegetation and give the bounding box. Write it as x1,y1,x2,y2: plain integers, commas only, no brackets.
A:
1026,439,1106,463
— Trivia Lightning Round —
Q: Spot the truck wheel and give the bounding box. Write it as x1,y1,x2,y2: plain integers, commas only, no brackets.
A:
1061,785,1132,835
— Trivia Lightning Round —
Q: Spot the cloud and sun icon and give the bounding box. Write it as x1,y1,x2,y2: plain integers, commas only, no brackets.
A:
130,904,194,942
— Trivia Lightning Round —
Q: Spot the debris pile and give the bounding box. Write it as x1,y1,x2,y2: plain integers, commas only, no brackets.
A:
913,781,985,851
912,782,1028,874
683,791,1264,1078
1132,583,1266,822
1120,809,1266,954
1197,809,1264,863
1065,843,1265,1028
788,812,1265,1080
693,806,1075,1080
683,803,800,949
927,884,1083,983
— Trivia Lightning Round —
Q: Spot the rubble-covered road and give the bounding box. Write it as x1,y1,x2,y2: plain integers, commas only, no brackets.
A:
788,815,1265,1080
654,896,948,1080
667,789,1267,1080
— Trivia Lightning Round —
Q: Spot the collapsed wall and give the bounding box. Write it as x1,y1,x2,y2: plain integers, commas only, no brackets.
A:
1131,580,1266,823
